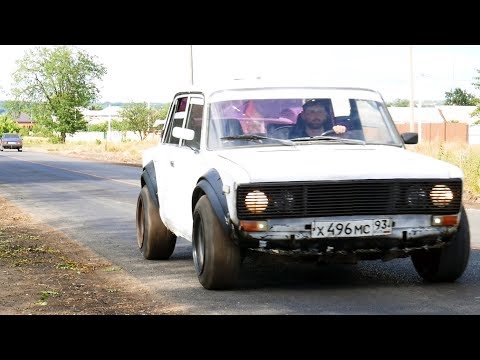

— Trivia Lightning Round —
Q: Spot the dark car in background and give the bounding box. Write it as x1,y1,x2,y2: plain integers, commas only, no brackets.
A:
1,133,23,151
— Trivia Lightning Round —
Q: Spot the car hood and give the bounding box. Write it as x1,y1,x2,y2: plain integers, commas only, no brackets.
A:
215,145,463,183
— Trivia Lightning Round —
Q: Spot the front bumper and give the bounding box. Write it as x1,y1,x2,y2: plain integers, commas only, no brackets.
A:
1,144,22,149
237,214,458,243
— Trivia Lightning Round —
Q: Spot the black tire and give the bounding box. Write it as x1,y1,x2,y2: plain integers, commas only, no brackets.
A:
18,149,22,152
192,195,241,290
411,206,470,282
136,186,176,260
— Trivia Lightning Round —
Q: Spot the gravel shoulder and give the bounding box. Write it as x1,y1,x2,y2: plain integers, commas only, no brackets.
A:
0,193,181,315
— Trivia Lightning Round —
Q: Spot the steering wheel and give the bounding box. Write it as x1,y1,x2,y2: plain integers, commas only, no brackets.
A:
320,129,338,136
321,128,366,141
270,125,293,139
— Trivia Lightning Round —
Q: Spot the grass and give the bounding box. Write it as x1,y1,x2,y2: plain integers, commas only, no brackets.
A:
0,237,61,267
0,239,55,259
36,290,60,306
55,258,82,271
103,266,121,272
409,142,480,198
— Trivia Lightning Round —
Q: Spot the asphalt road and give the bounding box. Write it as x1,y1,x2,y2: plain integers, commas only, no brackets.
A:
1,150,480,314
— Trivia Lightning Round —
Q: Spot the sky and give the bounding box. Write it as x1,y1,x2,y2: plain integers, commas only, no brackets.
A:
0,45,479,104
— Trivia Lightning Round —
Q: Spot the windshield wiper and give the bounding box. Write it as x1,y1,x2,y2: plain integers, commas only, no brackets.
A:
220,134,295,146
290,135,365,145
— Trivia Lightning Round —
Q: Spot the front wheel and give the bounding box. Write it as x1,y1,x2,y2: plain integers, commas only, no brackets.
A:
411,206,470,282
136,186,176,260
192,195,240,290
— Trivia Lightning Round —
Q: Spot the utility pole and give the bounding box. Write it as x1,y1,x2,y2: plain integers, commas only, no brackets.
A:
105,108,112,151
452,60,456,90
409,45,415,132
189,45,194,86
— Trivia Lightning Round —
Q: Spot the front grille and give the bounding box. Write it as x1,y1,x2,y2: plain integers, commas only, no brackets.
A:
237,179,462,219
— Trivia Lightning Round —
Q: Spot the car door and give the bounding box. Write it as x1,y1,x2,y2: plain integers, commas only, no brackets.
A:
154,95,189,233
162,95,206,240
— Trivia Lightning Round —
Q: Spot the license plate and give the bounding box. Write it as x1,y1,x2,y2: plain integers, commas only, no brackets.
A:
8,142,16,144
311,219,392,238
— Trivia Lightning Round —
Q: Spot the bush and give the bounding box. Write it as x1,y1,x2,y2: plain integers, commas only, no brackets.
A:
48,136,62,144
0,114,22,133
87,123,107,132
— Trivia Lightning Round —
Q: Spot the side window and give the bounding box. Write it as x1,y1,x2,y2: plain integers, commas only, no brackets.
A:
183,98,204,149
164,96,188,144
356,99,389,142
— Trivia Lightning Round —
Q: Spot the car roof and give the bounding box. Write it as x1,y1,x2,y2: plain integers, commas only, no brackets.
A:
171,80,383,102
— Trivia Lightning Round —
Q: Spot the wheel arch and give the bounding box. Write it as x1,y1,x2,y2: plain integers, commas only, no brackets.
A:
192,169,230,236
141,160,159,208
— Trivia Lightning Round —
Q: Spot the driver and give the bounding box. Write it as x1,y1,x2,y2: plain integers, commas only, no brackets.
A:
289,99,346,138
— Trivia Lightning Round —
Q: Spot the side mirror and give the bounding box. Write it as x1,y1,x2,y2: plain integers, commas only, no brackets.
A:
401,132,418,145
172,127,194,141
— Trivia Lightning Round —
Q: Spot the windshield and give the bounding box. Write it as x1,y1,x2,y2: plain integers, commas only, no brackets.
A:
3,133,20,138
206,88,403,149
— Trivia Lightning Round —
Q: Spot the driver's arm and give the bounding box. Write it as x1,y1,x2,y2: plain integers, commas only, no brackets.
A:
332,125,347,134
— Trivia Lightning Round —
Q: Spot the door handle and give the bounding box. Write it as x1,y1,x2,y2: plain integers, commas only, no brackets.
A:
170,161,175,167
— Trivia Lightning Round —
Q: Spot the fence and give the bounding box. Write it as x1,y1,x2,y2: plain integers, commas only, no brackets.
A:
395,123,469,143
65,131,145,142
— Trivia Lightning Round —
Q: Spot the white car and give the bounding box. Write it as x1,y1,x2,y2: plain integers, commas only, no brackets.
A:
136,84,470,290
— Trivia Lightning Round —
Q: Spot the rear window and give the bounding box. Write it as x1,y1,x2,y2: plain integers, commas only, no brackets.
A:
3,134,20,138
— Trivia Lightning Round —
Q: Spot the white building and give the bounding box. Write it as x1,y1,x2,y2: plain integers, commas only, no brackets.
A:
81,106,122,124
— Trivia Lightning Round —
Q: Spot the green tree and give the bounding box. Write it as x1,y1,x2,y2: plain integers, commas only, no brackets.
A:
386,99,410,107
157,103,170,120
88,104,104,110
119,102,158,140
444,88,477,106
0,114,21,134
11,46,107,143
3,100,32,115
472,70,480,116
86,122,108,132
86,119,130,140
110,119,129,132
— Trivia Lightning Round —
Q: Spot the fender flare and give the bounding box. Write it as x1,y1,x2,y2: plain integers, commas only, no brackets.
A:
192,169,230,235
140,161,159,208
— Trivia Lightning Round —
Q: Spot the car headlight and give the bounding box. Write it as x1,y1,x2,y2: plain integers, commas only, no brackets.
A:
430,185,453,207
245,190,268,213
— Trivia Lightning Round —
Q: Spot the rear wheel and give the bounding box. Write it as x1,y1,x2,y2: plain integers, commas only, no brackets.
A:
411,206,470,282
192,195,240,290
136,186,176,260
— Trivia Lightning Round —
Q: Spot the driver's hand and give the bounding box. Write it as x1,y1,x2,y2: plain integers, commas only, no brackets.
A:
333,125,347,134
